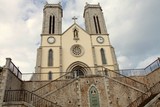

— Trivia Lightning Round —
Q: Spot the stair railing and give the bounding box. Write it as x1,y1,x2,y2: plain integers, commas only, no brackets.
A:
127,81,160,107
120,58,160,76
4,90,61,107
100,66,148,92
32,71,75,96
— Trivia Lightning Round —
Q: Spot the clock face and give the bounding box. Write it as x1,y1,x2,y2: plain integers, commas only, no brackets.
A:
47,37,55,44
97,36,104,43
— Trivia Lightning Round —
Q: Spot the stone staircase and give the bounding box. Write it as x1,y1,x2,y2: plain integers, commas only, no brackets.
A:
41,78,78,99
127,81,160,107
138,94,158,107
103,67,148,92
32,71,76,97
3,89,61,107
31,66,149,106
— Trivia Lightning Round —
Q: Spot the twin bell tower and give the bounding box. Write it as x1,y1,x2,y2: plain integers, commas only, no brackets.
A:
35,3,119,80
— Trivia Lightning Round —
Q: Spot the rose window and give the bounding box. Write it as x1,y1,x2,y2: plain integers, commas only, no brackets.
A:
71,45,84,57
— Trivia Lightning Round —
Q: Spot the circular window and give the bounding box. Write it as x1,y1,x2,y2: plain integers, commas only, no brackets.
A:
71,45,84,57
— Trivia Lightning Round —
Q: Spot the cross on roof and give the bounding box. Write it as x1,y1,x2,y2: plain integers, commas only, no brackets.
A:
72,16,78,23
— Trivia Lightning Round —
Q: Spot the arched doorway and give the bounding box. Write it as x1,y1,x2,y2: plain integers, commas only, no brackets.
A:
66,61,91,78
71,66,85,78
89,86,100,107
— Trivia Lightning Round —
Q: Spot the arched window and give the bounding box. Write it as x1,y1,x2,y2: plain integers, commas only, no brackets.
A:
52,16,55,34
89,86,100,107
48,49,53,66
100,48,107,64
49,15,55,34
48,71,52,80
93,15,101,34
96,16,101,34
49,16,52,34
93,16,98,34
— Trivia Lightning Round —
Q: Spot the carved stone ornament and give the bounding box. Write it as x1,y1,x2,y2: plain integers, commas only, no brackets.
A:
73,27,79,41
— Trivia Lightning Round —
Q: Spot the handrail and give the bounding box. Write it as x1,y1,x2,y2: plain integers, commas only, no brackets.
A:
32,66,95,92
101,66,148,92
43,78,78,99
145,57,160,71
9,61,22,79
32,65,148,98
120,58,160,76
127,81,160,107
145,58,160,75
4,90,61,107
32,71,74,92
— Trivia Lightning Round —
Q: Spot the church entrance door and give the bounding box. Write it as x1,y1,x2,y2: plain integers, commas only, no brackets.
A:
71,66,85,78
89,86,100,107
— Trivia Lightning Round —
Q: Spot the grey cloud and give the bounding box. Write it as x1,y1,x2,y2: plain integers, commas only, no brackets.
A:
0,0,159,72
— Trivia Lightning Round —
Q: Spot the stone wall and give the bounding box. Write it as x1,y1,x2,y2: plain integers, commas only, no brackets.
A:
23,81,49,91
0,69,5,105
44,79,78,107
147,68,160,88
109,78,144,107
5,70,22,90
2,101,33,107
2,68,160,107
148,98,160,107
23,76,149,107
0,68,23,106
23,80,70,96
130,76,148,85
113,76,147,92
79,76,109,107
144,93,160,107
42,76,110,107
23,76,110,107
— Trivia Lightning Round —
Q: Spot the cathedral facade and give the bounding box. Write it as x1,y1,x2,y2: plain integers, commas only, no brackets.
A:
0,3,160,107
35,3,119,80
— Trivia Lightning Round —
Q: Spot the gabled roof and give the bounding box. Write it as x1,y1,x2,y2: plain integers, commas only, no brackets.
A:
62,23,90,36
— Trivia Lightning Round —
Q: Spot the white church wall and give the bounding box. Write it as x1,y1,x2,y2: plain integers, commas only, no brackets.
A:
62,25,94,73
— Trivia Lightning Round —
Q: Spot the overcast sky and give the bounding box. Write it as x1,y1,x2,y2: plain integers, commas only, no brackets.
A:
0,0,160,73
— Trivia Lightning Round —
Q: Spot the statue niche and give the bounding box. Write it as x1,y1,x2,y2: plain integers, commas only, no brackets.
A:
73,28,79,41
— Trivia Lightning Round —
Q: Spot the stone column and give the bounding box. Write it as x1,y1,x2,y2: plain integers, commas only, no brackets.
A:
0,58,11,106
4,58,12,69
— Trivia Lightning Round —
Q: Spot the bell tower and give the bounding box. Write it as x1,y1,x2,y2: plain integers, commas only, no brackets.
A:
35,3,63,80
35,3,119,81
83,3,107,34
42,3,63,34
83,3,119,74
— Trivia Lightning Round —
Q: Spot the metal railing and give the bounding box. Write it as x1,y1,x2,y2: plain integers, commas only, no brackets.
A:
127,81,160,107
32,70,78,97
31,66,148,98
6,57,160,82
4,90,61,107
5,58,22,79
101,67,148,92
9,61,22,79
120,58,160,77
145,58,160,74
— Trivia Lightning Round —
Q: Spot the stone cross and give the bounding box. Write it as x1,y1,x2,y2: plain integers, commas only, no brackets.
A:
72,16,78,23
